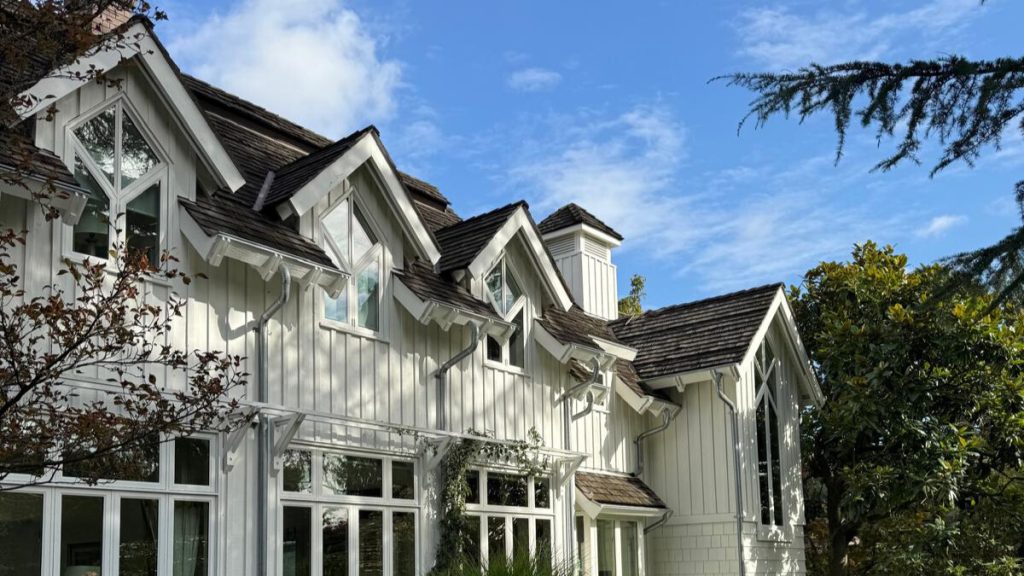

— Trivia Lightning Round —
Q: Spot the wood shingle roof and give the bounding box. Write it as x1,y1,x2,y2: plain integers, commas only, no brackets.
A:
433,201,526,272
575,472,666,509
609,283,782,381
538,202,623,241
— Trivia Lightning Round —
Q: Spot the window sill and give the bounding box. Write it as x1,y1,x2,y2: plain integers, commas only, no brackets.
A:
484,359,527,377
319,319,388,343
756,524,791,543
62,251,175,288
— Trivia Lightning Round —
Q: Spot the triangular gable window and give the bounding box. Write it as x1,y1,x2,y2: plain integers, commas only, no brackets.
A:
322,197,382,332
69,100,164,266
484,258,526,369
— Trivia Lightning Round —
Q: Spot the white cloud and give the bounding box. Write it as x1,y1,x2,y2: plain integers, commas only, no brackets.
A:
501,107,912,292
167,0,402,138
917,214,967,238
736,0,981,70
507,68,562,92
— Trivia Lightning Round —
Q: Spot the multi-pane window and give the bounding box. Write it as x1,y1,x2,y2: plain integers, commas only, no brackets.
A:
464,469,553,566
483,258,526,369
68,99,164,265
0,435,216,576
754,339,785,527
281,450,418,576
322,197,383,332
576,517,641,576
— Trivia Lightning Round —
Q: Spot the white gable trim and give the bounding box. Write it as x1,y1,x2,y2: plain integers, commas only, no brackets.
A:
179,205,348,296
540,222,622,247
393,275,513,338
16,22,245,193
613,377,678,416
278,134,441,265
468,208,574,311
533,320,607,365
740,289,824,408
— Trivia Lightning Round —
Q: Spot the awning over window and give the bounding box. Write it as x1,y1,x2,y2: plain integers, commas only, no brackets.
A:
575,472,667,518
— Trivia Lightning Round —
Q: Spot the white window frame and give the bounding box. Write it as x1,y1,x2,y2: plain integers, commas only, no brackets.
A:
482,257,528,373
279,448,420,576
464,468,554,565
318,192,387,339
62,95,170,266
576,516,643,576
0,433,219,576
752,335,790,541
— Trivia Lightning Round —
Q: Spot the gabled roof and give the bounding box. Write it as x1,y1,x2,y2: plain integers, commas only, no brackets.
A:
538,202,623,242
575,472,666,509
14,18,244,192
434,201,526,272
263,126,376,207
539,305,620,350
610,283,782,381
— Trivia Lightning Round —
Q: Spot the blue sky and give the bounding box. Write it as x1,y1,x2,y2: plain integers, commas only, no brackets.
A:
157,0,1024,308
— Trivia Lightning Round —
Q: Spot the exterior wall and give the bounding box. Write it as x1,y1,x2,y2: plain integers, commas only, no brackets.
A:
643,318,808,576
2,59,809,576
548,232,618,321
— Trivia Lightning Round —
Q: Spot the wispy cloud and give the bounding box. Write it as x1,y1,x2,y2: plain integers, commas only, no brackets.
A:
736,0,982,70
167,0,402,138
507,68,562,92
917,214,967,238
500,107,912,292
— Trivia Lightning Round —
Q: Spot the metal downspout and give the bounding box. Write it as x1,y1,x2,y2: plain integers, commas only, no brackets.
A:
256,267,291,576
434,322,479,431
635,405,681,535
561,357,601,569
713,370,746,576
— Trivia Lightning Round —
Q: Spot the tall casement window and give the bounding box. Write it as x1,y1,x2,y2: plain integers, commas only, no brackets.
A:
463,469,553,566
575,517,641,576
280,449,418,576
0,435,217,576
68,99,164,265
483,258,526,369
754,339,785,527
322,197,383,332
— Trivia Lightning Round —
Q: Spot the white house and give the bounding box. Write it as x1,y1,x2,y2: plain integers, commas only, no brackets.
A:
0,15,824,576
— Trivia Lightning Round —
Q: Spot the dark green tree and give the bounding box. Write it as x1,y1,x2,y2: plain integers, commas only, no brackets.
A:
791,242,1024,576
723,22,1024,302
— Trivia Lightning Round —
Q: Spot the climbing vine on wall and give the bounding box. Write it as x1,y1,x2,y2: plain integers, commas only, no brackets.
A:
430,428,548,575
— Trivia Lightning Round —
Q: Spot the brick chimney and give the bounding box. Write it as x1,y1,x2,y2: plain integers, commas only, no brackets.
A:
91,2,135,34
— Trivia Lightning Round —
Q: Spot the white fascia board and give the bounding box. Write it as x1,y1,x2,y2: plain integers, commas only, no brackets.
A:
0,172,87,225
533,320,606,365
591,336,637,361
574,487,665,520
16,22,245,193
467,208,574,311
644,363,741,392
540,223,622,248
179,205,347,294
738,289,824,408
393,276,511,335
614,377,655,414
280,135,442,265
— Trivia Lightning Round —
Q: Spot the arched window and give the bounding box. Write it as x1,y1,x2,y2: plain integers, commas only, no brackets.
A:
754,339,784,527
322,197,382,332
484,258,526,369
69,100,164,265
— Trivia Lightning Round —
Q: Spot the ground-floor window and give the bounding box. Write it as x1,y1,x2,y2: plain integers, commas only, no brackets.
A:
0,435,217,576
577,516,642,576
280,448,419,576
463,469,553,566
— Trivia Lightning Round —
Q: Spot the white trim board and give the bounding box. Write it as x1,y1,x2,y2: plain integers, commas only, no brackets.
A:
16,21,245,193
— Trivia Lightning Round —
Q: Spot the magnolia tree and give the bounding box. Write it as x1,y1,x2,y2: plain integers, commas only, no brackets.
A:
0,2,248,490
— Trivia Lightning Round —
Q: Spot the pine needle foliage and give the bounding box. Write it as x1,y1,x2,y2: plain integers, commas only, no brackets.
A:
721,54,1024,303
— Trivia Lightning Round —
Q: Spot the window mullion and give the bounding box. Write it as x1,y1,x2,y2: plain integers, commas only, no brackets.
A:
764,405,776,525
114,102,123,196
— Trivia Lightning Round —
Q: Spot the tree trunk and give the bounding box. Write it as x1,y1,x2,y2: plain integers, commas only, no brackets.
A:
827,480,852,576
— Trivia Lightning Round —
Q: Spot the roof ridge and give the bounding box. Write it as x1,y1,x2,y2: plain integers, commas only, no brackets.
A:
433,200,528,238
611,282,783,326
274,126,375,178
